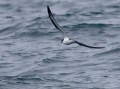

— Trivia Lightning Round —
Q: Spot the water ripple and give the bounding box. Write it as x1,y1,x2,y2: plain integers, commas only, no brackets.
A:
0,0,120,89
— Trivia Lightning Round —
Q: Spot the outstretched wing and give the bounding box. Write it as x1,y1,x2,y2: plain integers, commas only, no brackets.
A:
47,6,66,37
75,41,105,49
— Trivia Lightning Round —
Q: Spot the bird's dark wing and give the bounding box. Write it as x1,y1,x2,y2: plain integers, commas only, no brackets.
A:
74,41,105,49
47,6,65,37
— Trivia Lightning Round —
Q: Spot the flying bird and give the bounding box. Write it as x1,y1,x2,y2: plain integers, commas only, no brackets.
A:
47,6,104,49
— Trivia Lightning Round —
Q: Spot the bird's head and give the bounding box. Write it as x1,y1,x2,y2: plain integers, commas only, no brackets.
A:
61,39,63,43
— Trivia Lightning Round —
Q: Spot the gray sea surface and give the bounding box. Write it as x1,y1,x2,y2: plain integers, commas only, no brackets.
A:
0,0,120,89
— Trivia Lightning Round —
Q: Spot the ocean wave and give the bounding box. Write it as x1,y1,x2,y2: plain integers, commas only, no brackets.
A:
0,0,120,89
42,57,66,64
93,47,120,57
0,26,16,34
70,23,112,28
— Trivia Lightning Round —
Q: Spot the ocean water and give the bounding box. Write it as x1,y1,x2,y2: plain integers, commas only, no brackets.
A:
0,0,120,89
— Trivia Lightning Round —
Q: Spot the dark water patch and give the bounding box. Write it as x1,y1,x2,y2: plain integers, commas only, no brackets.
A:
42,58,57,63
42,47,53,50
107,4,120,9
89,87,105,89
109,66,120,72
0,42,15,46
12,28,54,39
71,23,111,28
8,50,37,59
63,13,73,17
0,62,14,68
0,69,44,84
0,23,21,40
59,72,73,76
0,76,42,85
112,61,120,67
32,17,42,22
5,16,13,19
81,10,104,16
0,26,17,34
15,7,23,13
80,63,104,67
30,16,49,26
93,48,120,57
16,29,44,38
42,57,65,64
16,77,42,81
57,84,73,89
103,34,117,38
90,11,103,15
0,76,13,80
0,3,12,9
45,78,63,82
30,0,55,9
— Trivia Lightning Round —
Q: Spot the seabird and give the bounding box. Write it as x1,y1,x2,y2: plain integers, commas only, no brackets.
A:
47,6,104,49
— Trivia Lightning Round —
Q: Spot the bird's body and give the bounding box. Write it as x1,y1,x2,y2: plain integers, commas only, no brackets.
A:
62,36,74,45
47,6,105,49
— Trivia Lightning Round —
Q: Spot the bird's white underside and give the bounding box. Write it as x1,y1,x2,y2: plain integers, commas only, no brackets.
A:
62,37,74,45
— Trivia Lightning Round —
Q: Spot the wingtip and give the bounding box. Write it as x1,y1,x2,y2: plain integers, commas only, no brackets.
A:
47,6,51,16
47,5,50,11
